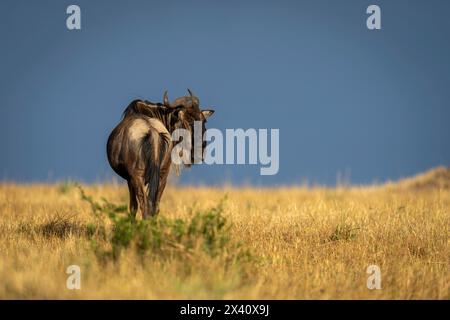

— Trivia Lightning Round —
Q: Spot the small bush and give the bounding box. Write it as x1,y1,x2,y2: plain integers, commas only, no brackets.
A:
79,188,250,264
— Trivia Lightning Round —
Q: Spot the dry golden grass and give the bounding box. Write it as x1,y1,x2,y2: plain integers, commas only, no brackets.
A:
0,172,448,299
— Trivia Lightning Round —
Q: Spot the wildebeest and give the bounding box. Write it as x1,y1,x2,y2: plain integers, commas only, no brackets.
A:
107,89,214,218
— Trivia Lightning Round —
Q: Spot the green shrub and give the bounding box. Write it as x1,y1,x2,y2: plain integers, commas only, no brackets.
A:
78,187,250,264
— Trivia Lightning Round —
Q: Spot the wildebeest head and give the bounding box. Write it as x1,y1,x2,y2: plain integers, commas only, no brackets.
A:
163,89,214,164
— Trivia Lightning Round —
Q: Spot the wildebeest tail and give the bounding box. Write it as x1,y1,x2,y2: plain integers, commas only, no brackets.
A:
145,130,171,207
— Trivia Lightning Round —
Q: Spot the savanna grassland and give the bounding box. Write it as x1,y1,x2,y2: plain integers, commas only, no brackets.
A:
0,168,448,299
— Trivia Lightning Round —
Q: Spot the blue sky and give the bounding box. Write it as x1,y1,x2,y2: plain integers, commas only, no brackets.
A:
0,0,449,186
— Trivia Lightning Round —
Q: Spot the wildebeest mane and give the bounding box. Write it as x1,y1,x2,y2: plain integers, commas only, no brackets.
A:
122,99,165,119
122,99,191,135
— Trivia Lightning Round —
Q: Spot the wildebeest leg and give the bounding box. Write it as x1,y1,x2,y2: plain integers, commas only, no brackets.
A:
131,177,148,219
127,180,138,218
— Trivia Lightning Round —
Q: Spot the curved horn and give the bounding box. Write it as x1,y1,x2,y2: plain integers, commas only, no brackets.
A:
163,90,170,106
187,88,199,108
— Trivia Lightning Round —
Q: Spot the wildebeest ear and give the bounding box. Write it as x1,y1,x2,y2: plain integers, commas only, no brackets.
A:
201,109,215,119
